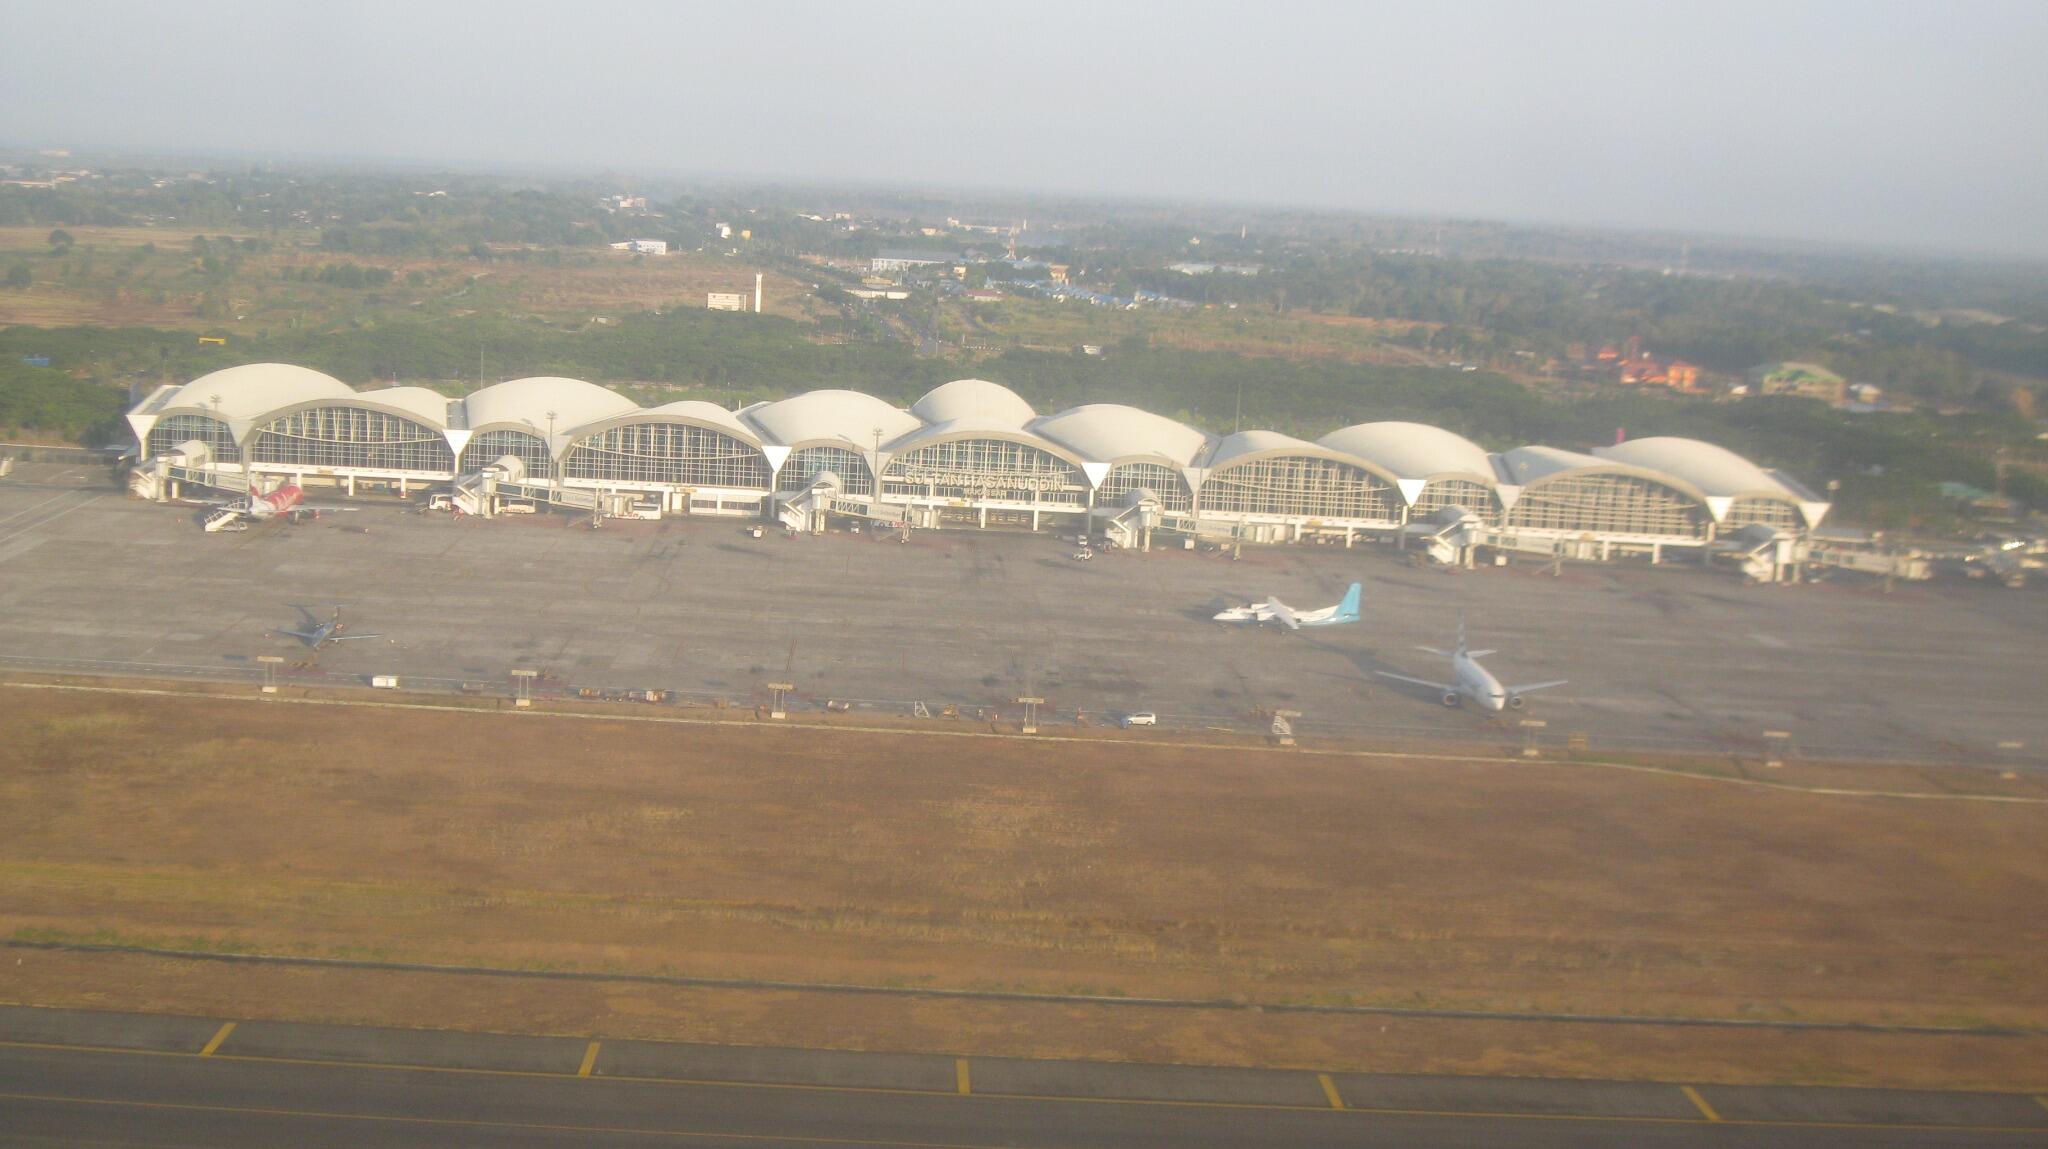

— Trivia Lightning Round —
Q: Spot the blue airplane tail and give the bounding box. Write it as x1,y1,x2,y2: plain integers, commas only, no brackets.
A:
1335,582,1362,622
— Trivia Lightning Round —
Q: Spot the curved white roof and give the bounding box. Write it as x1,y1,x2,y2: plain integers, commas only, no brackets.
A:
1595,437,1795,500
887,416,1081,464
1207,429,1370,474
161,363,354,421
1319,422,1495,483
744,389,921,448
1499,445,1612,485
1501,444,1712,506
464,377,638,434
345,385,453,429
630,400,762,444
1031,404,1211,467
911,379,1036,428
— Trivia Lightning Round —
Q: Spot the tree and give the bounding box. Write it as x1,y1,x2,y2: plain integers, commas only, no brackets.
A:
47,229,74,254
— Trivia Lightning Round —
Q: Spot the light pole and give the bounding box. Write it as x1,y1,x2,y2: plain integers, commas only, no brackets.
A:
546,410,558,481
870,426,883,500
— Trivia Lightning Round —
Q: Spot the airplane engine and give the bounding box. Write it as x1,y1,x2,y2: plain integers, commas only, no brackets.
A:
1507,695,1527,710
1441,692,1462,708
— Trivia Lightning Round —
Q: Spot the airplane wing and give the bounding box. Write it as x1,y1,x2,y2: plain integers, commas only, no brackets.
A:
327,632,383,642
1465,648,1497,658
1269,600,1301,630
271,628,320,642
1376,670,1455,692
1415,645,1450,656
1505,679,1568,696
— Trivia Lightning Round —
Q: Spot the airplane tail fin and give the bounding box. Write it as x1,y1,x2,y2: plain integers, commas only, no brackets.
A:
1336,582,1362,621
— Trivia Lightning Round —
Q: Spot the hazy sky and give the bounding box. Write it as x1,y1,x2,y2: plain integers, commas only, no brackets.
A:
5,0,2045,256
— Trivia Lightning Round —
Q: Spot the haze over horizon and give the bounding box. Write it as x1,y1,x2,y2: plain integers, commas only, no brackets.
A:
4,0,2045,259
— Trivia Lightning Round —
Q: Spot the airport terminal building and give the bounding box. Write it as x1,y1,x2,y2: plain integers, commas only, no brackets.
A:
127,364,1830,575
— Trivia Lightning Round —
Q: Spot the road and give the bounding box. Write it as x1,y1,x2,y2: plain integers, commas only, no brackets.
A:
3,1006,2044,1147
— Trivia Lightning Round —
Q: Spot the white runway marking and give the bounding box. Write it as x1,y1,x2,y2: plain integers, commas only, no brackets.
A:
0,492,105,555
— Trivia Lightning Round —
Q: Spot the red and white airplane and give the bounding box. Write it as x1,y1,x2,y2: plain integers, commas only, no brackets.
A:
202,477,348,532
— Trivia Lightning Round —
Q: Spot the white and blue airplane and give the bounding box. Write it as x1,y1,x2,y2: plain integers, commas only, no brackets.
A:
1214,582,1362,630
1377,620,1565,711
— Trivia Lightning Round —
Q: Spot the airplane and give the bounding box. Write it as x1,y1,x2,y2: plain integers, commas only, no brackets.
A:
270,606,382,650
1213,582,1362,630
200,476,354,532
1375,620,1566,712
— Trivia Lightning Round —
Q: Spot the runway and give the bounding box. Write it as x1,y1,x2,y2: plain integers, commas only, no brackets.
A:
3,1006,2043,1147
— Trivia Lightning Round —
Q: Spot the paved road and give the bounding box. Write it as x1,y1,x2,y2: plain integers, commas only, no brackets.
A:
3,1006,2043,1147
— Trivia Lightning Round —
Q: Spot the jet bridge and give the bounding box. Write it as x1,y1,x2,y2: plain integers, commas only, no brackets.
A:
1403,505,1486,566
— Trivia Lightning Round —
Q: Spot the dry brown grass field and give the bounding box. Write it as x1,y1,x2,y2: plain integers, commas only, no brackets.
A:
3,684,2044,1088
0,226,807,330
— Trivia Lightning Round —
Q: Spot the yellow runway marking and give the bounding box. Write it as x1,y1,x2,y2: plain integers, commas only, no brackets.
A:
1317,1072,1345,1109
198,1022,235,1057
1681,1085,1720,1121
954,1058,970,1095
578,1041,601,1078
4,1039,2047,1134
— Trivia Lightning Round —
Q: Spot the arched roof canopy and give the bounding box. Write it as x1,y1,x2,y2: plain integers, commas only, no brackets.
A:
1030,404,1212,467
151,363,356,425
1501,445,1710,504
1318,422,1495,484
246,389,455,439
1595,437,1791,500
910,379,1037,427
883,417,1089,469
1205,430,1404,488
743,389,921,449
573,400,765,448
1595,437,1828,527
463,377,639,436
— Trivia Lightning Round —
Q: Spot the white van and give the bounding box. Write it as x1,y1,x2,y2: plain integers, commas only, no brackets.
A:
1120,711,1157,727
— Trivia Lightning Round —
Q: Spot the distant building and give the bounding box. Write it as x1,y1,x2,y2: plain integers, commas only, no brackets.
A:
963,289,1004,303
1618,355,1701,391
610,239,668,255
1748,362,1847,405
707,292,747,312
1048,264,1070,285
870,250,956,275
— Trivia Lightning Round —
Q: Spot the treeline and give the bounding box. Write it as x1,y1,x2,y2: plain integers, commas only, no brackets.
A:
0,360,126,444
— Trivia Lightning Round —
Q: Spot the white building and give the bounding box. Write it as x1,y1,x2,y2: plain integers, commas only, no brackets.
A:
124,366,1829,570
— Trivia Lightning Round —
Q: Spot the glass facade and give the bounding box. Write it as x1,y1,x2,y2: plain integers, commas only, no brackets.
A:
1503,473,1707,538
460,429,554,478
882,438,1086,505
145,413,240,462
1096,461,1193,513
1409,477,1497,519
563,422,771,489
1723,497,1803,532
778,444,874,495
250,407,454,472
1198,455,1396,521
